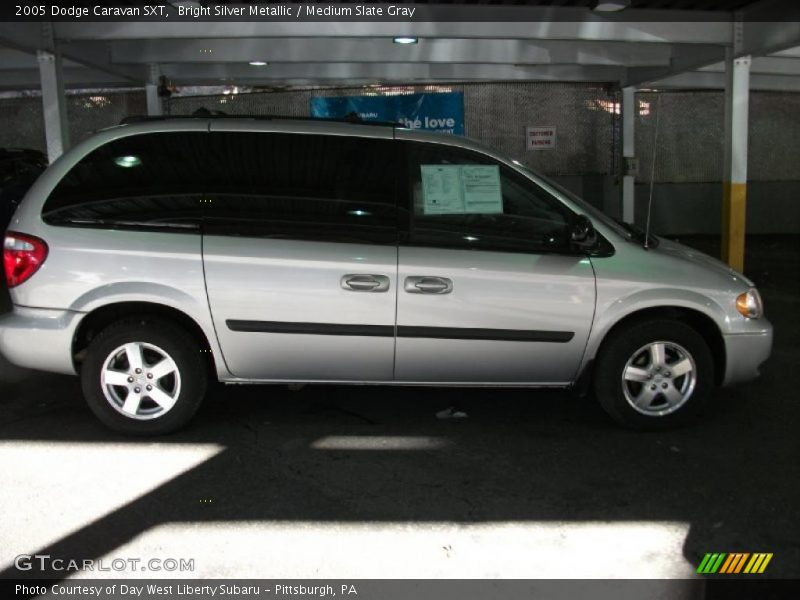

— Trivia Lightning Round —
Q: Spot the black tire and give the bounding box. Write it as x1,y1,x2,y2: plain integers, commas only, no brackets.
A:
593,319,714,430
81,317,207,435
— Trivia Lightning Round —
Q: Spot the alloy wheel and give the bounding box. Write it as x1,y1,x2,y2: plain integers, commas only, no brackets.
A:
621,341,697,416
100,342,182,420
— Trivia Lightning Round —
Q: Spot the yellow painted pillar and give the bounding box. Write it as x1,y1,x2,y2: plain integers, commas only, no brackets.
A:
721,52,751,272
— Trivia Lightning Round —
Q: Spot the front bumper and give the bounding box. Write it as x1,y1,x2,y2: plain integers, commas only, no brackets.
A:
721,322,773,386
0,306,83,375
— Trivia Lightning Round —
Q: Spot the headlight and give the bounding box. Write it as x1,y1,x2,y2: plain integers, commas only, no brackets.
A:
736,288,763,319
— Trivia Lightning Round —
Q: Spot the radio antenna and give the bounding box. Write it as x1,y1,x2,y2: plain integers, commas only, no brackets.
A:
644,93,662,250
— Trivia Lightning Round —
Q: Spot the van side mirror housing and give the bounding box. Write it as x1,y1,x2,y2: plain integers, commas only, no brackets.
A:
570,214,597,250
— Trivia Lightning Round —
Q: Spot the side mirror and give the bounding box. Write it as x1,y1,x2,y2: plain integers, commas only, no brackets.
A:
570,214,597,250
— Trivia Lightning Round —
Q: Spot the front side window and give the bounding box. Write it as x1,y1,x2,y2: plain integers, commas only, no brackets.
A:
43,132,209,230
402,141,572,254
202,132,398,245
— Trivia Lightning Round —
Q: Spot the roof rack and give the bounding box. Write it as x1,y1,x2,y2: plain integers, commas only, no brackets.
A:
119,113,399,128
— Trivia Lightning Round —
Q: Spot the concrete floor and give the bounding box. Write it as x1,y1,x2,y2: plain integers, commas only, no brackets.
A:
0,236,798,580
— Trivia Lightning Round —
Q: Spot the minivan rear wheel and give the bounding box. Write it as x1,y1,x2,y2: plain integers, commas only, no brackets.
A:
593,320,713,430
81,317,207,435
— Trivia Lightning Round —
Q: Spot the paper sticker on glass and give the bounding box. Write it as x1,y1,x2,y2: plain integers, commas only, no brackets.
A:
420,164,503,215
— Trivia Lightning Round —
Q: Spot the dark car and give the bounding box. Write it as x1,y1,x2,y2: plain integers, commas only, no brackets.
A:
1,148,47,229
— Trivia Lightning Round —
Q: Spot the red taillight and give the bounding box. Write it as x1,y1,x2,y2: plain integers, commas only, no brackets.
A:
3,232,48,288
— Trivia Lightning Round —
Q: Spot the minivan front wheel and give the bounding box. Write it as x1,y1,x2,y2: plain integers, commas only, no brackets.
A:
593,320,713,429
81,318,207,435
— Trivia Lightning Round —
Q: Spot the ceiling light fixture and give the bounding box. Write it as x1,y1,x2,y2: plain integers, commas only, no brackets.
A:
592,0,630,11
248,61,268,66
393,37,418,45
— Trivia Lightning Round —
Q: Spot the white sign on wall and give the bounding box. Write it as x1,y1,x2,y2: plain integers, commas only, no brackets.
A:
526,126,557,150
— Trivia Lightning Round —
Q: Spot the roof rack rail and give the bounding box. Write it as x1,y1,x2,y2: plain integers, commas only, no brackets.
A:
119,113,399,127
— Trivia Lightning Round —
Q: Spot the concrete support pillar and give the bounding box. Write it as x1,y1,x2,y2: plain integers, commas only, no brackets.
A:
146,63,163,116
621,86,636,223
37,48,69,163
722,50,751,272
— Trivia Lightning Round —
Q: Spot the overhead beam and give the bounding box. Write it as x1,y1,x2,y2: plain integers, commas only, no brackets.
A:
739,0,800,58
157,62,626,84
52,18,733,45
700,56,800,76
109,37,675,67
624,43,726,87
0,22,143,83
649,71,800,92
0,47,83,69
0,67,132,89
772,46,800,58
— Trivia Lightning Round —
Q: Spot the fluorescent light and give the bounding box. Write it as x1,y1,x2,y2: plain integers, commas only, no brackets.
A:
593,0,630,11
347,209,371,217
393,37,418,45
114,155,141,168
248,61,268,66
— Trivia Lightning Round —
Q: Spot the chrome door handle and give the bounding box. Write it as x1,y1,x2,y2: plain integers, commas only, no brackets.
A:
404,276,453,294
341,274,390,292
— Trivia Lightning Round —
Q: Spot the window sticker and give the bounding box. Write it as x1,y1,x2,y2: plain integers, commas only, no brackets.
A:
461,165,503,214
420,164,503,215
420,165,463,214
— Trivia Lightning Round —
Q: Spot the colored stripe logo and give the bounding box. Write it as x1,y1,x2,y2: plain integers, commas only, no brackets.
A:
697,553,773,574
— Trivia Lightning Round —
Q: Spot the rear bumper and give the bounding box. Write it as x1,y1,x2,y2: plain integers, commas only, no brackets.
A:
0,306,82,375
722,324,773,386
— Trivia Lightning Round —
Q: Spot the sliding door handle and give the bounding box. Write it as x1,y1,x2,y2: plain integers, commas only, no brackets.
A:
341,274,390,292
404,276,453,294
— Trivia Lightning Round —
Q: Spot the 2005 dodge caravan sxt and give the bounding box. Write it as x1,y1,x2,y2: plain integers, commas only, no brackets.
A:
0,117,773,434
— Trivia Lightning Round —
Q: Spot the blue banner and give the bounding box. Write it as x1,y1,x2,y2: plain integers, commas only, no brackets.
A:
310,92,465,135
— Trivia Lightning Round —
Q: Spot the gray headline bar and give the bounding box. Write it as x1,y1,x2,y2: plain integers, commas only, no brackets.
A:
3,1,800,22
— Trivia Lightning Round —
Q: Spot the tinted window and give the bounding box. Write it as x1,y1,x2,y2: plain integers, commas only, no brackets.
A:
203,132,398,244
401,141,572,254
43,132,208,230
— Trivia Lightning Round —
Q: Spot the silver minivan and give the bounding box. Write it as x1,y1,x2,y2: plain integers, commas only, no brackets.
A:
0,117,773,434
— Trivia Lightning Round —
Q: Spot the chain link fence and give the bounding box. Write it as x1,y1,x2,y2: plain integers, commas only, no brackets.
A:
0,84,797,184
167,82,619,177
0,89,146,154
635,90,800,183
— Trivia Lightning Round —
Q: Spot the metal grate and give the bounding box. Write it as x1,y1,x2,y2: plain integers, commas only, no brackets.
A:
0,90,146,157
0,85,796,183
635,90,800,183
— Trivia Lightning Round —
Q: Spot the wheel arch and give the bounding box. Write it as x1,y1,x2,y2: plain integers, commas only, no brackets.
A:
72,301,217,375
575,305,725,394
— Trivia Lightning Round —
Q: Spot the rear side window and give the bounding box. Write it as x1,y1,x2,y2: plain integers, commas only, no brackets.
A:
43,132,209,231
202,132,398,244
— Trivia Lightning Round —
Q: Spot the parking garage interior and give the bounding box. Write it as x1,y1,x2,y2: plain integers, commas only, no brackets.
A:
0,0,799,593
